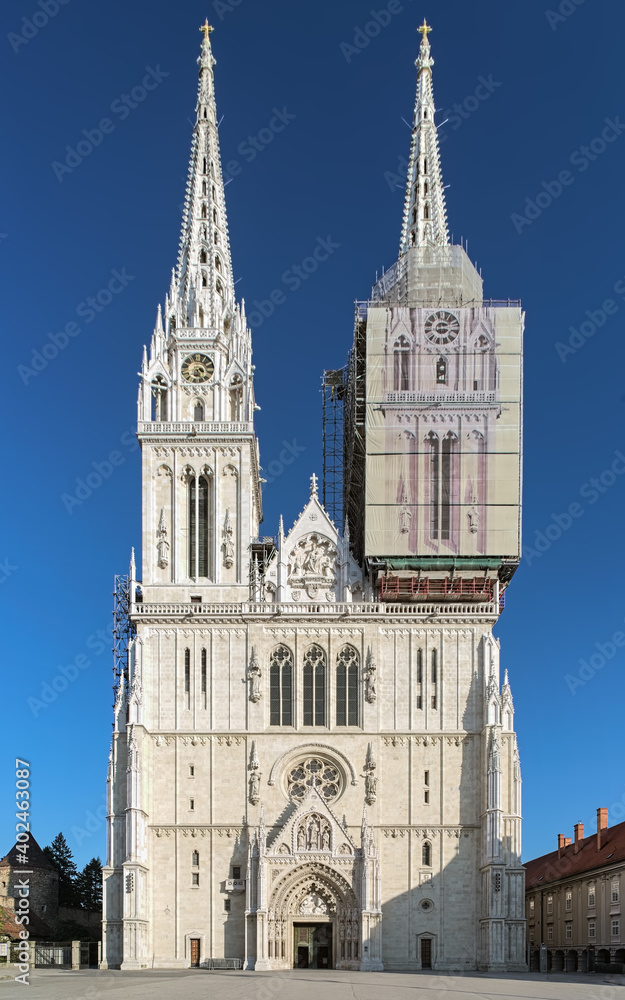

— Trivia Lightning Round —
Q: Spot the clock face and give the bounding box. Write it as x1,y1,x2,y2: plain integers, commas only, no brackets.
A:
181,353,214,383
424,311,460,346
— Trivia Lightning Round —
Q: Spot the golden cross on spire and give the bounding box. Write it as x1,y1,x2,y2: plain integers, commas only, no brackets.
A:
418,19,432,39
200,19,214,40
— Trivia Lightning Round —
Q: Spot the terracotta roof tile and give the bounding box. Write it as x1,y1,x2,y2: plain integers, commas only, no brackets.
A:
525,819,625,888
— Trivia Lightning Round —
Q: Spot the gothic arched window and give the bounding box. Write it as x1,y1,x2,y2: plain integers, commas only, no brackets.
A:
215,255,222,272
193,400,204,422
200,249,207,263
431,649,438,710
188,473,211,578
201,204,207,219
201,271,208,288
303,645,326,726
427,432,440,539
436,357,447,384
422,841,432,866
202,180,207,196
336,645,359,726
393,335,410,391
269,645,293,726
441,431,458,541
151,377,168,421
424,203,430,220
191,850,199,867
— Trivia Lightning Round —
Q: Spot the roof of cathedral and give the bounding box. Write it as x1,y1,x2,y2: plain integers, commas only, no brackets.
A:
0,834,57,872
400,20,449,253
524,819,625,888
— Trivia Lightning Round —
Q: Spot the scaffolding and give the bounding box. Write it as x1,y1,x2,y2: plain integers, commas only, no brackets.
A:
343,303,368,562
112,574,136,687
321,367,347,528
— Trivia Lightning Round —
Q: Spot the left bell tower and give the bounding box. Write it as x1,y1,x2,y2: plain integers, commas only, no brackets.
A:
137,21,261,600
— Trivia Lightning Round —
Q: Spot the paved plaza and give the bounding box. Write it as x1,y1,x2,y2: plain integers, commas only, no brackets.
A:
1,969,624,1000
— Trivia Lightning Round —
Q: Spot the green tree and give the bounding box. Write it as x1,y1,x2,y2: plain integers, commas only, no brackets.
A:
43,832,80,907
75,857,103,911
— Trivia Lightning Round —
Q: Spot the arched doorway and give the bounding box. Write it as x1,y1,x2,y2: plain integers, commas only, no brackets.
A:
265,863,360,970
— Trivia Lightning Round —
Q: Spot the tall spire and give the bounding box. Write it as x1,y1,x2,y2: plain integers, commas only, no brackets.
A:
400,21,449,254
172,23,235,333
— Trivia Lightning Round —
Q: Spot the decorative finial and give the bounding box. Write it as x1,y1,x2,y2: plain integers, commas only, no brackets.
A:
200,19,214,40
418,19,432,39
310,472,319,499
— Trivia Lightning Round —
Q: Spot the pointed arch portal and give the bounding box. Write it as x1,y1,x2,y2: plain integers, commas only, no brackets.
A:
265,863,360,970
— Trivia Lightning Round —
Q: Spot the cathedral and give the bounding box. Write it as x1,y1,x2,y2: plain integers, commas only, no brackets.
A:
101,21,526,972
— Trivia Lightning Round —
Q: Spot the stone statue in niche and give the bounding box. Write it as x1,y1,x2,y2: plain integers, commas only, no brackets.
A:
156,508,169,569
363,743,377,805
399,506,412,534
467,491,479,534
364,647,377,703
222,508,234,567
249,771,260,805
247,648,262,703
297,827,306,850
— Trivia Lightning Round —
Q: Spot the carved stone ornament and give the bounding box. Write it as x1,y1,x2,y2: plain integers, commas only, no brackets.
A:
249,771,261,806
467,489,479,534
247,647,262,703
222,507,234,568
363,742,377,805
288,533,337,598
364,647,377,703
156,507,169,569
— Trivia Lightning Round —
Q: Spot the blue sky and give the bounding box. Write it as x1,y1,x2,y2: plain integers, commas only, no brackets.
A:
1,0,624,870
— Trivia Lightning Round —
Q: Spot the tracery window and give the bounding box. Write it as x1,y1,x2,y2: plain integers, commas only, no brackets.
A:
436,356,447,384
193,399,204,422
336,645,359,726
287,757,341,802
393,335,410,391
303,645,326,726
269,645,293,726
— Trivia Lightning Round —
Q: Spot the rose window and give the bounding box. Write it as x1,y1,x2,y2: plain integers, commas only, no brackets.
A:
287,757,342,802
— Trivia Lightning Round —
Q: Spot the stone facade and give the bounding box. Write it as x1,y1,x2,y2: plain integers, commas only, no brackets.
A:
101,22,525,973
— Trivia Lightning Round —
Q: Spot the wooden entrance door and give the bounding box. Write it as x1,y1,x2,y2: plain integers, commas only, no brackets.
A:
190,938,200,967
420,937,432,968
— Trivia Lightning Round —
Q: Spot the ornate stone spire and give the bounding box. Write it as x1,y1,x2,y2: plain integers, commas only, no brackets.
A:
400,21,449,253
169,23,235,333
